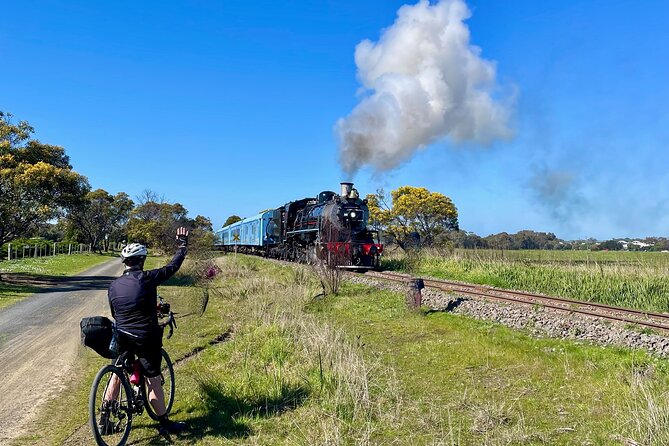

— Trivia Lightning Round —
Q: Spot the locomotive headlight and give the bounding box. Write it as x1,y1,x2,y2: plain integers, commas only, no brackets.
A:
350,211,357,219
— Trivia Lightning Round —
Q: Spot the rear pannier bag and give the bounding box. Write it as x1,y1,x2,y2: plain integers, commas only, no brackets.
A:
80,316,114,359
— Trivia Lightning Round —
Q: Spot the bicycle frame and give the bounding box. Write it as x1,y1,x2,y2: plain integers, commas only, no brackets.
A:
104,352,146,416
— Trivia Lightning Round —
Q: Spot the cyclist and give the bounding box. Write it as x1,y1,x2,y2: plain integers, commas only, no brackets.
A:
102,227,189,435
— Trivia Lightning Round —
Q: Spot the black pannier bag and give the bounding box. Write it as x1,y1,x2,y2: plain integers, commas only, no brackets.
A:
80,316,115,359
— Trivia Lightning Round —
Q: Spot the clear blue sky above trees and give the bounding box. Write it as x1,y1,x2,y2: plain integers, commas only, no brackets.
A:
1,0,667,239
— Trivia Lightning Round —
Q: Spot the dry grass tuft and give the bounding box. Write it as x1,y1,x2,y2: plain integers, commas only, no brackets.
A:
470,401,513,434
618,374,669,445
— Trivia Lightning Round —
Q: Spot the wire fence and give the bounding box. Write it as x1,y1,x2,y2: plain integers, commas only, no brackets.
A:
1,241,124,262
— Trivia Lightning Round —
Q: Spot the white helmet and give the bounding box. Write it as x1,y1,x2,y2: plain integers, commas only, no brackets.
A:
121,243,148,259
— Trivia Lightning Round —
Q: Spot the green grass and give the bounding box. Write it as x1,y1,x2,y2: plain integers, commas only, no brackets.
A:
0,253,114,310
453,248,669,265
312,281,669,444
383,248,669,313
16,254,669,445
0,252,114,275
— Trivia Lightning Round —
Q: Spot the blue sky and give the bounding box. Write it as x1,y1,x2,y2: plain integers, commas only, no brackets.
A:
1,0,668,240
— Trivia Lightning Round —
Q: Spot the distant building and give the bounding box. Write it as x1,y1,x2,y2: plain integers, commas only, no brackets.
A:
616,240,653,251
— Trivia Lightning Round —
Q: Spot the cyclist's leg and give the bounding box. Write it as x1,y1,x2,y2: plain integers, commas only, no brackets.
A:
103,373,121,401
137,345,166,415
139,346,186,433
102,352,130,402
145,375,167,416
148,373,186,435
99,362,122,435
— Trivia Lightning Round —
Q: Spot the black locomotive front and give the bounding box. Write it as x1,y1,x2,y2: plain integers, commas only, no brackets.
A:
273,182,383,268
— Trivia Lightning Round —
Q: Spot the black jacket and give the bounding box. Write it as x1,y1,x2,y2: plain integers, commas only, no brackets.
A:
108,247,186,339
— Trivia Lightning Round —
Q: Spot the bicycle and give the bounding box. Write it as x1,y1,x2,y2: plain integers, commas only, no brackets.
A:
89,298,177,446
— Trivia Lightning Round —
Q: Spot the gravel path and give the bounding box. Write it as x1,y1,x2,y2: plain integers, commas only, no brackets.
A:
0,259,123,444
347,275,669,357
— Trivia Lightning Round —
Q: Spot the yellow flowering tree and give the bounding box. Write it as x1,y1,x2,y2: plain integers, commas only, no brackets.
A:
0,112,89,255
366,186,458,249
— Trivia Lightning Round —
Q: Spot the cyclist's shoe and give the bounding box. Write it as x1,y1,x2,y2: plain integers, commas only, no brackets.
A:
157,416,187,436
98,407,113,436
98,416,112,435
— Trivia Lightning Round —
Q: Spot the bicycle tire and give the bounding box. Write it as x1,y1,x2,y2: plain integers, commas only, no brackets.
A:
89,365,133,446
142,348,176,421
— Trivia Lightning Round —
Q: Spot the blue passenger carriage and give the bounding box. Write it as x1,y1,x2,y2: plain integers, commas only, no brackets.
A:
215,210,277,254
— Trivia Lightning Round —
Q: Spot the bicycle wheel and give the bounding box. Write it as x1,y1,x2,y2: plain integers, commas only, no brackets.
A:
142,348,176,421
89,365,133,446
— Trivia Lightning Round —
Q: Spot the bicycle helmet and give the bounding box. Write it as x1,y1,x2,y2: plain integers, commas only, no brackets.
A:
121,243,148,259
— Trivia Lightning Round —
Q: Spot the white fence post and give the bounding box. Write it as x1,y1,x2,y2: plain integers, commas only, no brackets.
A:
3,241,87,262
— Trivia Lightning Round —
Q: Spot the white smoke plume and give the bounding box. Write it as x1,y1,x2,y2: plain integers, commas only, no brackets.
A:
336,0,514,174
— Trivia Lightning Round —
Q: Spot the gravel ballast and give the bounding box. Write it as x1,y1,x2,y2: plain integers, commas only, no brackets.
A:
347,275,669,357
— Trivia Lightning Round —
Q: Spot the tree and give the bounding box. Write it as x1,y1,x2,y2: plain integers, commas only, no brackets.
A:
223,215,242,227
597,240,624,251
34,221,67,242
189,215,216,255
65,189,134,252
127,201,188,253
484,232,513,250
0,112,89,257
367,186,458,249
444,230,487,249
127,196,213,254
509,230,560,250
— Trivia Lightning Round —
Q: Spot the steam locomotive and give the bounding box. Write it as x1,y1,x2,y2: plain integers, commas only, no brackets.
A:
215,182,383,269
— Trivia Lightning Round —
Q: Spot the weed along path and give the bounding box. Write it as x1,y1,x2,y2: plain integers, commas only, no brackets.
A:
0,259,122,444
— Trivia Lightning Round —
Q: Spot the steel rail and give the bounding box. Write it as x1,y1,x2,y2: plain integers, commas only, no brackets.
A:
363,270,669,332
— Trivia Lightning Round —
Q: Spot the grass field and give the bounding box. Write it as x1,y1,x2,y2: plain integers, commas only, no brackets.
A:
17,254,669,445
0,253,114,310
383,248,669,313
451,249,669,264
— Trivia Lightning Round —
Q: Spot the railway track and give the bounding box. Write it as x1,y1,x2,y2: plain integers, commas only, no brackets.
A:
362,270,669,333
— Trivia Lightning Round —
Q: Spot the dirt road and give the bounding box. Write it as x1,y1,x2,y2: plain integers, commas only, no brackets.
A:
0,259,123,444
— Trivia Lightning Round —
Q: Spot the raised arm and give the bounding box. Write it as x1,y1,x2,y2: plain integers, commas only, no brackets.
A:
145,227,189,285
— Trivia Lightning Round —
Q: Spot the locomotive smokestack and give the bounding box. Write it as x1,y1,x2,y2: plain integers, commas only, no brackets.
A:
340,182,353,198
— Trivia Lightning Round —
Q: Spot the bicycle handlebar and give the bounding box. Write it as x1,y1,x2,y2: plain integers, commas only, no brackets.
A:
157,297,177,339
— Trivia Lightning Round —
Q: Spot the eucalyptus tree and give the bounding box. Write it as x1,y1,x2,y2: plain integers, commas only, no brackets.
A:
0,111,88,257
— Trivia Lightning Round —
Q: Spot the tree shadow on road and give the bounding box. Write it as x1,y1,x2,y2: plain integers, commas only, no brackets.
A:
0,273,118,293
0,279,38,297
